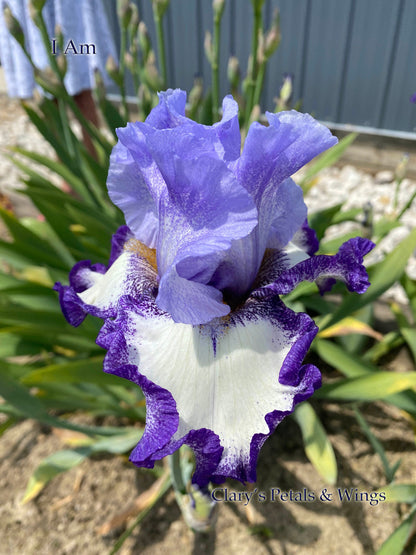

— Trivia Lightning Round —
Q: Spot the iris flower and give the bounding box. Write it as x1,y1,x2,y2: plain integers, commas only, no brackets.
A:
55,90,374,486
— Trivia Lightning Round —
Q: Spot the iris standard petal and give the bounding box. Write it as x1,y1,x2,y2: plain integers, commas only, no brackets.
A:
153,154,257,323
237,110,337,203
208,178,306,300
145,89,187,129
100,294,320,485
107,124,165,248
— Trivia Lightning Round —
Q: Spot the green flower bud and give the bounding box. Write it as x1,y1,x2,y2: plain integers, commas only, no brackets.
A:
94,68,106,102
152,0,170,19
204,31,213,65
106,55,123,88
56,53,67,77
143,51,163,91
227,56,240,90
264,9,280,58
280,73,292,104
3,4,25,49
213,0,225,20
138,21,151,62
54,23,64,52
118,0,133,29
188,77,203,111
129,3,139,38
30,0,47,10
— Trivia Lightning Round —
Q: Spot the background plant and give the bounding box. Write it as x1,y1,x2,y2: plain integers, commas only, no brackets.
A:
0,0,415,552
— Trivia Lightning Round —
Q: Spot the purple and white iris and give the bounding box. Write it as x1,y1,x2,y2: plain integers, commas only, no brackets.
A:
55,90,374,486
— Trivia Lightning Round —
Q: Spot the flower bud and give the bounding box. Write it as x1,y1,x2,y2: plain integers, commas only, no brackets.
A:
94,68,106,102
257,29,265,65
3,4,25,49
138,21,151,62
280,73,293,104
182,486,217,534
117,0,133,30
188,77,203,112
395,153,409,183
56,53,67,77
54,23,64,52
129,3,139,38
213,0,225,20
124,51,135,73
106,55,123,88
143,52,163,91
227,56,240,90
264,9,280,58
204,31,213,65
152,0,170,18
30,0,47,10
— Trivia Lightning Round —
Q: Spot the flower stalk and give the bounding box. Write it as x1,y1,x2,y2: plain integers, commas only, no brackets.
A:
244,0,265,125
152,0,169,88
211,0,225,122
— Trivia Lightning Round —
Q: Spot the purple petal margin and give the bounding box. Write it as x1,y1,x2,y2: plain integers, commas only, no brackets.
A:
211,297,320,484
254,237,375,299
97,297,223,487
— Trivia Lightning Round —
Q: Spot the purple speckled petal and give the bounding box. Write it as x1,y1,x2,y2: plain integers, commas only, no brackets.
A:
292,219,319,256
254,237,375,298
54,227,158,326
145,89,187,129
107,125,165,248
154,154,257,324
100,293,320,485
208,178,306,301
236,110,337,203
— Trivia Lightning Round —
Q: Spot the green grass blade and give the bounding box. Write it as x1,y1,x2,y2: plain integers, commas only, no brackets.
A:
376,507,416,555
292,402,337,484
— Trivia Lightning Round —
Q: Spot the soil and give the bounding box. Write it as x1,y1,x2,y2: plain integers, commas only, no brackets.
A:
1,96,416,555
0,397,415,555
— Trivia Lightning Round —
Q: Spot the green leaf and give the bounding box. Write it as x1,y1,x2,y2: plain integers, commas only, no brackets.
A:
292,402,337,484
0,206,71,270
308,204,343,241
22,449,87,503
316,371,416,401
381,484,416,504
401,274,416,322
314,338,377,378
353,406,399,483
10,147,96,205
22,428,141,502
376,508,416,555
22,357,126,387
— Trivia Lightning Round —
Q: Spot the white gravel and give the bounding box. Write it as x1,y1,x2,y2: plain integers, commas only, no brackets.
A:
1,98,415,304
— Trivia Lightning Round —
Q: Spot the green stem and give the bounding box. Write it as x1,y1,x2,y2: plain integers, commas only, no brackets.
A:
168,450,187,494
252,60,266,107
397,188,416,220
212,13,222,122
153,11,167,87
118,26,129,121
244,1,263,125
